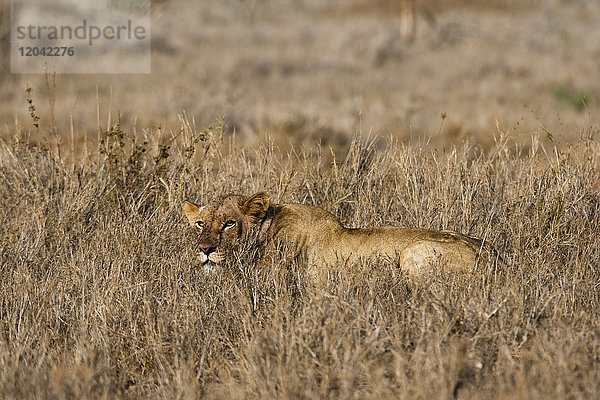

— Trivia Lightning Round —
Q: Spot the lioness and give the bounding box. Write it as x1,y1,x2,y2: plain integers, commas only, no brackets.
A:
183,192,491,280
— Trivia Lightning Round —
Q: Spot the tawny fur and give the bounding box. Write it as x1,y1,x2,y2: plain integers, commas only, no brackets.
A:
183,192,492,281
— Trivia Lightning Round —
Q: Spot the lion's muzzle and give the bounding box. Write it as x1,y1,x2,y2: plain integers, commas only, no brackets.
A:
198,248,223,274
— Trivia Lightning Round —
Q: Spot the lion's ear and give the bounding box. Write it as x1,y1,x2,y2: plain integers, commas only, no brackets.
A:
183,201,201,226
241,192,270,220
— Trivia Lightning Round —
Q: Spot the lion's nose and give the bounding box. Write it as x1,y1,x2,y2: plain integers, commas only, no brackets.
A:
199,245,217,255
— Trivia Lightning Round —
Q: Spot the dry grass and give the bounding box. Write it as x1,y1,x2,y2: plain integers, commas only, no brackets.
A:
3,0,600,152
0,0,9,79
1,115,599,399
2,0,600,397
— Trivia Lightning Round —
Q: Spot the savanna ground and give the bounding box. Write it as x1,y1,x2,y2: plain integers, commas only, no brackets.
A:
1,0,600,398
1,120,600,399
1,0,600,152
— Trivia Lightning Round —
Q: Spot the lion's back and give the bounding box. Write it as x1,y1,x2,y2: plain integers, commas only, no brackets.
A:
265,203,495,281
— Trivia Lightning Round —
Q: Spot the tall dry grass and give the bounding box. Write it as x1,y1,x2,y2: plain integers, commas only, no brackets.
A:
0,116,599,399
4,0,600,152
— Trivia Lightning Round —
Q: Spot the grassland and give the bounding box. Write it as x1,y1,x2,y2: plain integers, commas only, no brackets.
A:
3,0,600,153
0,117,599,398
1,0,600,398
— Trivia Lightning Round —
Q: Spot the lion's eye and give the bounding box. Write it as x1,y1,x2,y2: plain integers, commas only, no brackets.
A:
195,221,204,230
223,220,236,230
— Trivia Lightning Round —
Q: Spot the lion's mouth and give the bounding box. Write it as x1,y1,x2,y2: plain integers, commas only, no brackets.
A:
200,260,218,274
199,251,223,274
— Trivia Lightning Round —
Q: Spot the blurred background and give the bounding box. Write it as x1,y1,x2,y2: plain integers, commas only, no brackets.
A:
1,0,599,154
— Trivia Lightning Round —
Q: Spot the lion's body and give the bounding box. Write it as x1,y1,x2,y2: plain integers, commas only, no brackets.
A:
268,203,482,277
183,193,490,280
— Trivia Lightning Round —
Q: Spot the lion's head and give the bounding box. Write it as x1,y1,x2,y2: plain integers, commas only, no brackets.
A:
182,192,270,273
